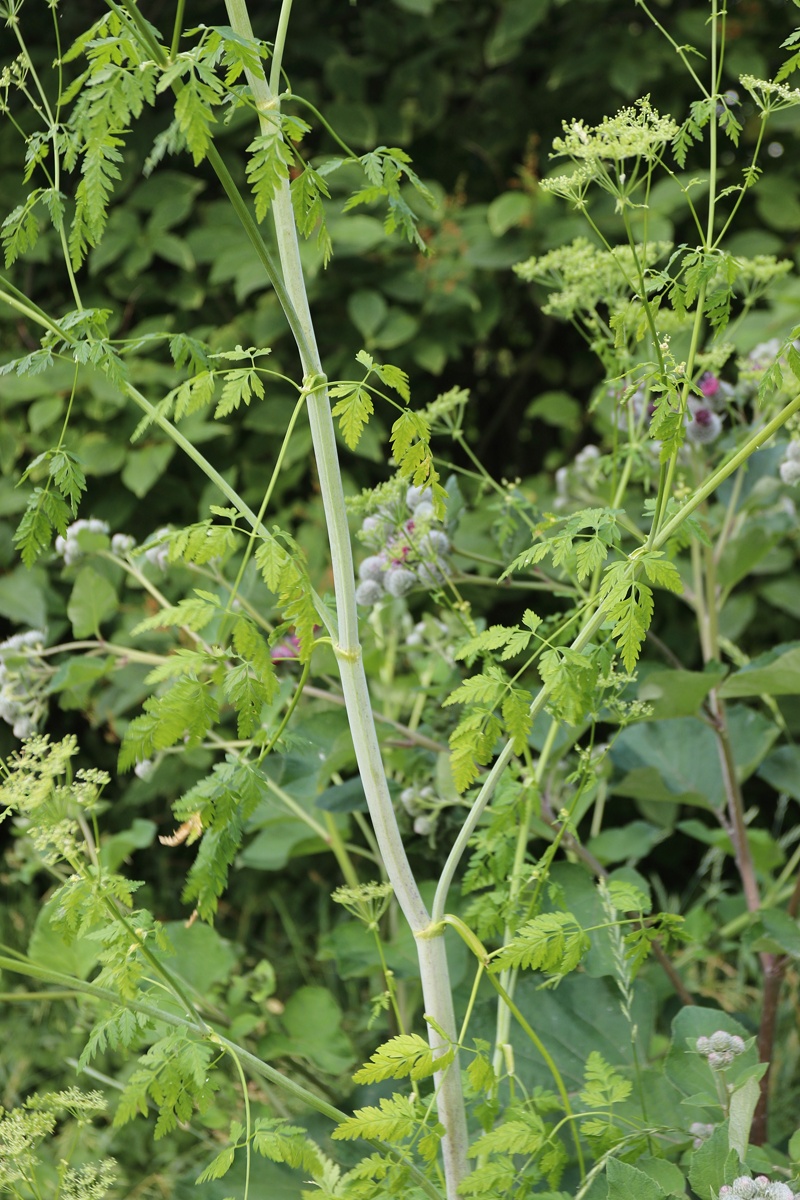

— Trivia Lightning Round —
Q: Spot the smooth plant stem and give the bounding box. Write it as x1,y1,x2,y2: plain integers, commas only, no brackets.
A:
221,0,468,1188
0,281,67,339
492,721,559,1077
223,1045,253,1200
169,0,186,61
268,0,293,95
654,389,800,549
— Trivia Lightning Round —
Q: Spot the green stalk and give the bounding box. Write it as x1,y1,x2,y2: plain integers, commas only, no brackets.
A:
491,721,559,1079
653,389,800,549
221,0,468,1189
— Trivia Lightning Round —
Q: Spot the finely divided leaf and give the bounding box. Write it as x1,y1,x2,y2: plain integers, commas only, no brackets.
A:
490,911,590,974
330,383,374,449
352,1034,454,1084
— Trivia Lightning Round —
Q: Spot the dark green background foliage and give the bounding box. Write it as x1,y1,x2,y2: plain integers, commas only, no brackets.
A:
2,0,800,1196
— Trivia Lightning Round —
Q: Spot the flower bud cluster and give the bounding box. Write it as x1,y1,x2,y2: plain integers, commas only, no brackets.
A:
355,486,451,607
399,784,437,837
719,1178,798,1200
54,518,110,565
141,528,172,572
0,630,50,739
689,1122,715,1148
695,1030,746,1069
779,441,800,488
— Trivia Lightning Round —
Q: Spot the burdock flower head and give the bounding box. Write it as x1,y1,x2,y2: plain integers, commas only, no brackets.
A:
719,1178,798,1200
685,398,724,446
695,1029,746,1069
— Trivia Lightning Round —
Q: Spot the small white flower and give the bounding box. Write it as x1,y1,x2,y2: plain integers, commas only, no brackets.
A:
12,715,36,740
413,815,434,836
55,518,110,565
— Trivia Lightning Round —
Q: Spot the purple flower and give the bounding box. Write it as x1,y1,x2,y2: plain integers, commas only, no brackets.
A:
271,633,301,660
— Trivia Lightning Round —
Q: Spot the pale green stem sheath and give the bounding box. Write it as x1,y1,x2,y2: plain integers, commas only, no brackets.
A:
222,0,468,1189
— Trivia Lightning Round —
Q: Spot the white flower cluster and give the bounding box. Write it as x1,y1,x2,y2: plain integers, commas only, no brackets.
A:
355,486,451,607
54,518,110,566
719,1178,798,1200
0,629,49,739
779,441,800,488
696,1029,746,1069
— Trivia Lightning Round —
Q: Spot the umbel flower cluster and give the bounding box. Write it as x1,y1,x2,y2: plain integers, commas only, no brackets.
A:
719,1178,799,1200
355,485,451,607
695,1029,746,1070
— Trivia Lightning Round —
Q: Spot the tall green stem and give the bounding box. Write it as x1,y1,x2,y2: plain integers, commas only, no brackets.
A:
221,0,468,1189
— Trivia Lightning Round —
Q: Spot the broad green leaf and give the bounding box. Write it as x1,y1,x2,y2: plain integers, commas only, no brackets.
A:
688,1124,741,1200
153,921,238,992
67,565,118,637
0,565,47,626
757,745,800,801
664,1008,754,1113
348,289,388,339
677,819,784,874
611,708,779,809
728,1075,760,1159
719,642,800,697
263,986,354,1075
754,908,800,958
121,442,175,498
607,1157,666,1200
27,894,100,980
638,666,726,719
100,818,157,872
588,821,668,866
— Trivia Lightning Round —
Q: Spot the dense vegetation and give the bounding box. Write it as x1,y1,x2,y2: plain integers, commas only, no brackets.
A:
2,0,800,1197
